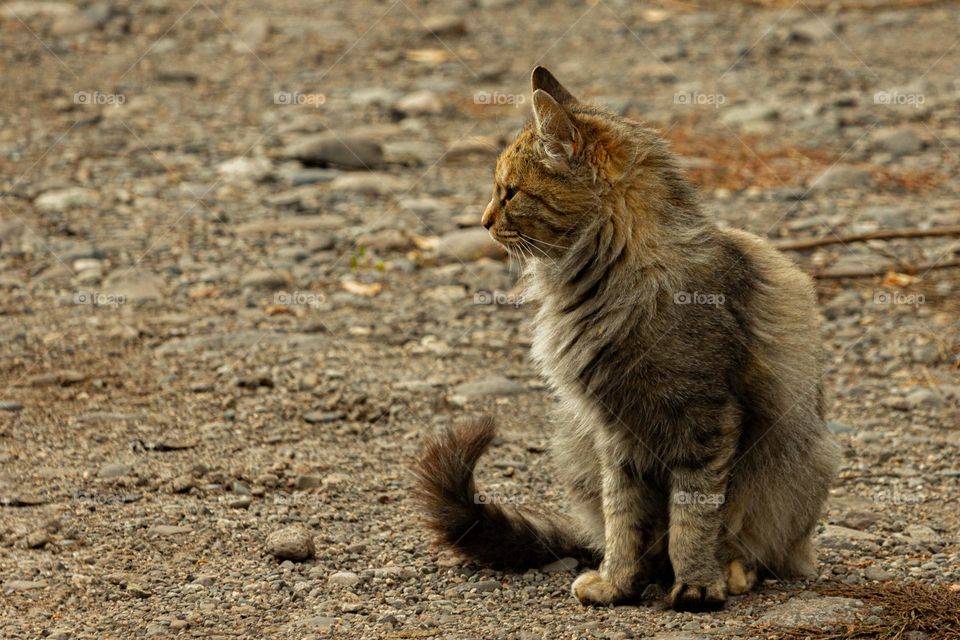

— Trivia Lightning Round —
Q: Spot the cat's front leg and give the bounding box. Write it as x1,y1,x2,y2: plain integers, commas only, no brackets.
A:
572,440,655,606
666,433,734,611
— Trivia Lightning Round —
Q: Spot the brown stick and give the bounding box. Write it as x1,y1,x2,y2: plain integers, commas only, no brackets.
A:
773,225,960,251
814,257,960,279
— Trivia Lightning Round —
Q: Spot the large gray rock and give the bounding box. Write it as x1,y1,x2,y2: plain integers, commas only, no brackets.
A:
281,132,383,169
758,594,863,628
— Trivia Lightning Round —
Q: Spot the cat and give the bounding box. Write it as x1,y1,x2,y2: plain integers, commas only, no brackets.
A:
414,66,840,611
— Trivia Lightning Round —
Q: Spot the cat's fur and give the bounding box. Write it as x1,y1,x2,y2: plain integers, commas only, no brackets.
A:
414,67,840,611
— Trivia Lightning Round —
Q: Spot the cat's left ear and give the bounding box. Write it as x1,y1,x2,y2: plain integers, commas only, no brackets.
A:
532,89,581,169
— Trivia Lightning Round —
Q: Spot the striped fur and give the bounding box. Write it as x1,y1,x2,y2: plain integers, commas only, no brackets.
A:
419,67,839,612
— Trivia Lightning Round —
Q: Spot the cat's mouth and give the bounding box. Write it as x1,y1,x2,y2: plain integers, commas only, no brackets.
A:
491,230,519,245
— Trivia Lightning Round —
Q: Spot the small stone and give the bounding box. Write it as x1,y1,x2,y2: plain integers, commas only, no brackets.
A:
809,165,873,191
328,571,361,588
903,387,942,410
872,128,923,157
303,411,342,424
25,530,51,549
169,474,195,494
542,557,578,573
452,375,525,398
194,574,217,587
240,268,291,290
294,475,322,490
394,90,445,116
341,601,364,613
281,132,384,169
864,565,893,581
329,173,404,196
423,15,466,37
148,525,192,536
127,582,151,598
437,228,503,263
5,580,47,591
216,156,272,182
902,524,940,543
356,229,412,252
228,497,252,509
51,14,98,36
827,420,854,434
234,16,269,52
266,525,315,562
34,188,99,213
103,270,165,303
472,579,501,592
98,462,131,479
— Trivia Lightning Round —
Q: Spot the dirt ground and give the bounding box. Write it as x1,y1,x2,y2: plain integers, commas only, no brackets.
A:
1,1,959,638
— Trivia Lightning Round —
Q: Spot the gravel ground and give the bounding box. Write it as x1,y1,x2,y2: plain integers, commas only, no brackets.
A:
1,1,959,638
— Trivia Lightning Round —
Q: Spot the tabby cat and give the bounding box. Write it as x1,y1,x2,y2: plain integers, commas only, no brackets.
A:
414,67,839,611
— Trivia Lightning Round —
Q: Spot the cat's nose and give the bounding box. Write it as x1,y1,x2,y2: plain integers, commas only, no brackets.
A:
481,201,496,229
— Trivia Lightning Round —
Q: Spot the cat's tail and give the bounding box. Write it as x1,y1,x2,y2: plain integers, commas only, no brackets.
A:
413,416,588,570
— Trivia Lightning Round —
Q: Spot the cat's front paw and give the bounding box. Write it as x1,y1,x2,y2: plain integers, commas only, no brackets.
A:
668,575,727,611
571,570,628,606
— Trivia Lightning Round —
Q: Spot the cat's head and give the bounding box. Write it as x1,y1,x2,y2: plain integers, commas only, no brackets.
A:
481,67,679,258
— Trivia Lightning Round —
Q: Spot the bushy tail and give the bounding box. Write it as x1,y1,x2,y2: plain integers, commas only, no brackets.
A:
412,416,587,569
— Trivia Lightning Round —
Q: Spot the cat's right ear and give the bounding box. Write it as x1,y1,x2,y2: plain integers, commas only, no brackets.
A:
531,66,577,106
532,89,581,169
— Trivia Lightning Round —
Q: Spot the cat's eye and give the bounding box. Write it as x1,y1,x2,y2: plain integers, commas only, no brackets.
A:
503,185,518,203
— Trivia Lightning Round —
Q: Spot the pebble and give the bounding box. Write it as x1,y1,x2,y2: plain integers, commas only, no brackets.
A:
328,571,361,588
394,90,445,117
720,103,780,128
437,228,504,263
34,188,99,213
863,565,893,581
281,132,384,169
5,580,47,591
809,164,873,191
423,15,467,37
103,270,165,303
240,269,291,290
452,376,526,398
872,127,923,157
266,525,315,561
98,462,132,479
216,156,273,182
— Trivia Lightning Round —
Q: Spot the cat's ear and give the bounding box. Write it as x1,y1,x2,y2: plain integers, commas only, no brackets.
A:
531,66,577,106
532,89,581,168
